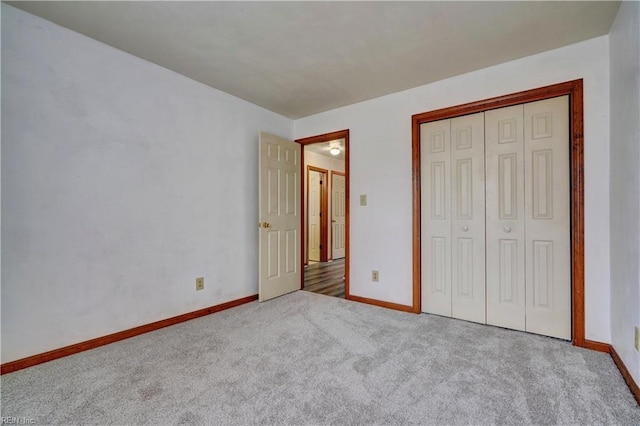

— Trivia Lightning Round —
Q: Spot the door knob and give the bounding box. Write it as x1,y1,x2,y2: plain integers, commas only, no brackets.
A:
462,226,469,232
259,222,271,228
331,220,337,223
504,226,511,233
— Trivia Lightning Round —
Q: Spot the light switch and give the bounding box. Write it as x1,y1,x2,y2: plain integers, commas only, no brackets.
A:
360,194,367,206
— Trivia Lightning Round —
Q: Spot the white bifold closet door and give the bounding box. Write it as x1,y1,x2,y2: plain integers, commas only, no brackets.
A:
523,96,571,339
421,119,452,317
451,113,486,323
485,104,527,331
421,96,571,340
421,112,486,324
485,96,571,339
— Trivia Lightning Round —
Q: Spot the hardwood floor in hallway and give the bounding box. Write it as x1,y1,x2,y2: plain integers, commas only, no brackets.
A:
303,258,345,298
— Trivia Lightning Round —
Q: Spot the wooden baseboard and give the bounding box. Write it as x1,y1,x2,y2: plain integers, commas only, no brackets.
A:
346,294,415,313
581,340,639,405
1,294,258,375
583,339,612,353
610,346,640,405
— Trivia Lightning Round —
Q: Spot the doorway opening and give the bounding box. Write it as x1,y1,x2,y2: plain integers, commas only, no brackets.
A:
297,130,350,299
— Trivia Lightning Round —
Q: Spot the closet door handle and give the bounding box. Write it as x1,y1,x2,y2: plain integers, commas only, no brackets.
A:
462,226,469,232
504,226,511,233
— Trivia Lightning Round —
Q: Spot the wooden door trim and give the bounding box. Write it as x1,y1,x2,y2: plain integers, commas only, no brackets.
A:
411,79,585,347
297,130,350,297
330,171,346,261
307,166,329,263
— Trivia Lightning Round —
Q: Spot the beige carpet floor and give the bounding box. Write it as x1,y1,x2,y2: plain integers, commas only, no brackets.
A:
2,291,639,425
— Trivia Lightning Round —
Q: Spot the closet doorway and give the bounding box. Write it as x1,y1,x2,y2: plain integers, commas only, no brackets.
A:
411,80,587,347
421,96,570,339
297,130,350,299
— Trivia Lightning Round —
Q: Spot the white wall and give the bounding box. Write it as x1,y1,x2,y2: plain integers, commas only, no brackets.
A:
303,150,345,262
1,5,293,363
295,36,612,343
609,1,640,385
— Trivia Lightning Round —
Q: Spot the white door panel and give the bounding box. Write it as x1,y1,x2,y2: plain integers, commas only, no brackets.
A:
421,119,452,317
308,170,321,262
331,172,346,259
259,132,301,302
524,96,571,339
485,104,526,331
451,113,486,324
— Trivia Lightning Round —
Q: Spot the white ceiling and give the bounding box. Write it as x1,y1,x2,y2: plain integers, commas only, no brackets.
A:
8,1,620,119
305,139,346,161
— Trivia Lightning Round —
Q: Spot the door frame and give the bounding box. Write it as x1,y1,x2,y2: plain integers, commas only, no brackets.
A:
330,170,346,260
306,165,329,263
297,130,350,296
411,79,588,348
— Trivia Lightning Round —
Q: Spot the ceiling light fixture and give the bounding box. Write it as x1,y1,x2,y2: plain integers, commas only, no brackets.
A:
330,147,341,156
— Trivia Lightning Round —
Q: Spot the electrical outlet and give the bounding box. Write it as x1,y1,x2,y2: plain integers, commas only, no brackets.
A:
372,270,379,282
635,326,640,352
360,194,367,206
196,277,204,291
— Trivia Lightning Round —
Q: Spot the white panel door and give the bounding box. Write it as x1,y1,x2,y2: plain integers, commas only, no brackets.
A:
485,105,526,331
451,113,486,324
258,132,301,302
308,170,321,262
421,119,452,316
331,172,346,259
524,96,571,339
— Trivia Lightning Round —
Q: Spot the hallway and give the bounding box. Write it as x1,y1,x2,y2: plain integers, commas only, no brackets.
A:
303,259,345,298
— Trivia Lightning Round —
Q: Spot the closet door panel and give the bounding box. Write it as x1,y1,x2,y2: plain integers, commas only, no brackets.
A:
524,96,571,340
421,120,452,316
451,113,486,324
485,105,526,331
